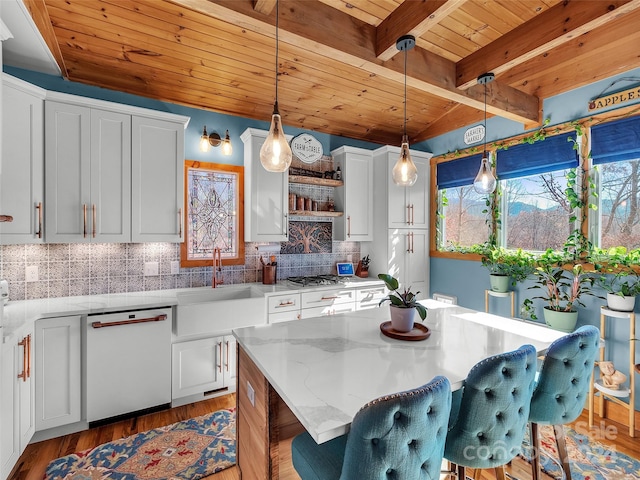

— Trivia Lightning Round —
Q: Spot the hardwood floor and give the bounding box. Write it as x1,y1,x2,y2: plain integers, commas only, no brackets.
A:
8,395,639,480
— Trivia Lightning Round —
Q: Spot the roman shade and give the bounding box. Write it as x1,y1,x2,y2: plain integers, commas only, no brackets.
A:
592,115,640,165
436,153,483,189
496,132,579,180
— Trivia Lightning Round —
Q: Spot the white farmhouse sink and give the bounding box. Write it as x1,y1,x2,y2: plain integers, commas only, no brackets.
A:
175,286,267,337
176,285,263,304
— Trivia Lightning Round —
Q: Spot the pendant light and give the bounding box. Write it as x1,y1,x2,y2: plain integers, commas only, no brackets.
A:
473,72,497,194
392,35,418,187
260,0,292,172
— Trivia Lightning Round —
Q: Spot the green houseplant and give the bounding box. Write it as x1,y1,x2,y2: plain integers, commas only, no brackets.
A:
528,257,597,332
591,246,640,311
474,245,535,292
378,274,427,332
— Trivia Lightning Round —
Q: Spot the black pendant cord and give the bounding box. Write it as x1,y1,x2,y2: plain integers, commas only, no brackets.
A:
403,46,407,138
483,80,487,157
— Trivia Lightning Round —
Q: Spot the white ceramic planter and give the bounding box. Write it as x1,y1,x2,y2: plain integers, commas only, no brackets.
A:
606,293,636,312
389,305,416,332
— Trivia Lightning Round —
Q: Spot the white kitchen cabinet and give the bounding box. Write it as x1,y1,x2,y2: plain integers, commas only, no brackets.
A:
373,146,432,229
131,116,184,243
0,74,45,244
45,101,131,243
34,316,81,432
332,146,373,241
369,145,432,299
172,335,236,402
387,229,429,298
267,292,301,323
241,128,289,242
300,288,356,318
1,326,34,480
356,284,387,310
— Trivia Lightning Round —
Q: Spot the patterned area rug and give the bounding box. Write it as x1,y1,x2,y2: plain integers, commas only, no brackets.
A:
525,424,640,480
44,408,235,480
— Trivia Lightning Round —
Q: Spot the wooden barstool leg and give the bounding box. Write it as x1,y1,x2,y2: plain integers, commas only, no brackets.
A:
553,424,573,480
494,465,507,480
531,422,541,480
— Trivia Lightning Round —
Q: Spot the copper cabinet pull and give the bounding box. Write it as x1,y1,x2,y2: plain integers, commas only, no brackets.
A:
0,215,13,222
35,202,43,238
347,215,351,238
178,208,182,238
320,296,339,301
411,232,415,253
83,204,87,238
17,336,27,382
92,204,97,238
407,232,411,253
225,340,230,372
411,204,415,225
26,335,31,378
91,314,167,328
277,301,294,307
406,204,411,225
218,341,223,373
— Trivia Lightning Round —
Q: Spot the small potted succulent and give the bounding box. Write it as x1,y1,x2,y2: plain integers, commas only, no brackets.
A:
378,274,427,332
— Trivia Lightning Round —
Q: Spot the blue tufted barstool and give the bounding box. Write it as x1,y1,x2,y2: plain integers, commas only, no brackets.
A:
528,325,600,480
291,375,451,480
444,344,537,480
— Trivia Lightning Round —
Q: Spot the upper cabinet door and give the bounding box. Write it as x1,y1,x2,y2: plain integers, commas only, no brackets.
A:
44,101,92,243
241,128,289,242
1,76,45,244
332,146,373,241
131,116,185,243
90,109,131,243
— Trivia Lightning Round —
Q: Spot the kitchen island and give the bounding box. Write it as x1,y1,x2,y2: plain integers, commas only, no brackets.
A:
232,300,566,479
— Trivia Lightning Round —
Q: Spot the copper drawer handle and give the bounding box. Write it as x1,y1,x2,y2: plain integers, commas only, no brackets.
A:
17,336,28,382
0,215,13,222
83,204,87,238
218,341,223,373
320,296,339,301
225,340,230,372
92,204,97,238
91,314,167,328
35,202,42,238
178,208,182,238
347,215,351,238
277,301,295,307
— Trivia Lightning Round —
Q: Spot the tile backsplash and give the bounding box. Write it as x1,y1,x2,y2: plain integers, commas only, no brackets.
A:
0,242,360,302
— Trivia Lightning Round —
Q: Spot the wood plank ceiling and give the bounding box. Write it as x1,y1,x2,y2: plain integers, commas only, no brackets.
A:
21,0,640,146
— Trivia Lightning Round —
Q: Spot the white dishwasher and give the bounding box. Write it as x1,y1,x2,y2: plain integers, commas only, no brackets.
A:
86,307,172,423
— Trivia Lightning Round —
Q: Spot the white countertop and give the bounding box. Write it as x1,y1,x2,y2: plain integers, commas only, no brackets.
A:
0,277,383,341
232,299,565,444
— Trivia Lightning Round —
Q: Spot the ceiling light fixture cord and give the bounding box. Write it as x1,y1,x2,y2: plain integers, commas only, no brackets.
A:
404,45,407,137
275,0,279,106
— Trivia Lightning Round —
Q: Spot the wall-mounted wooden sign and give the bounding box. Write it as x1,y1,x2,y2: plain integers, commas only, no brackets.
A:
589,85,640,111
291,133,323,164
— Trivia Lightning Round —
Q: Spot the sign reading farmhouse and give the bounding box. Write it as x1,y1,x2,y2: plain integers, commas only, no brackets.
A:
291,133,323,164
589,85,640,111
464,124,485,145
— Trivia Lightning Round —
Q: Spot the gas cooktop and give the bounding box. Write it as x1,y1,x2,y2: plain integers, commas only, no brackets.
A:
286,275,343,287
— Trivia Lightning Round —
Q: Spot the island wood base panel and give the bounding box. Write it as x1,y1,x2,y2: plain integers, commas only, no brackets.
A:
237,347,304,480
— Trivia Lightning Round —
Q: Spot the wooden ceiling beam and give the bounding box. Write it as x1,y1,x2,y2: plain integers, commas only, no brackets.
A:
170,0,539,124
253,0,276,15
456,0,640,90
22,0,68,78
375,0,468,61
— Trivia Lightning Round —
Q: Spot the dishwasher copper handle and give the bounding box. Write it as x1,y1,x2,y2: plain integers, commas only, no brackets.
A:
91,314,167,328
92,204,97,238
218,341,223,373
83,204,87,238
35,202,42,238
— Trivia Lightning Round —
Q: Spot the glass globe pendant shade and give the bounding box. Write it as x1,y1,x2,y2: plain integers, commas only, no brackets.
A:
260,104,292,172
392,135,418,186
473,154,497,194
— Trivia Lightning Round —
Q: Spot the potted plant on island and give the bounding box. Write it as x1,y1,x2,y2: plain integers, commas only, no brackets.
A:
591,246,640,312
528,253,597,332
474,245,535,293
378,273,427,333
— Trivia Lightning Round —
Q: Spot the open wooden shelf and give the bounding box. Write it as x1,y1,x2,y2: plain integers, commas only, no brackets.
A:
289,210,343,217
289,175,343,187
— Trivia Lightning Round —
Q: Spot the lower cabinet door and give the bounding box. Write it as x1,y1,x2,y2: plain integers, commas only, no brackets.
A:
223,335,237,387
35,316,81,431
1,336,20,480
172,337,224,399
